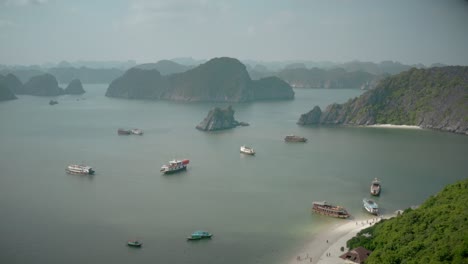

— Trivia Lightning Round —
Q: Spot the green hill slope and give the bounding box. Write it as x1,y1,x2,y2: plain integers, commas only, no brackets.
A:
347,178,468,264
298,66,468,134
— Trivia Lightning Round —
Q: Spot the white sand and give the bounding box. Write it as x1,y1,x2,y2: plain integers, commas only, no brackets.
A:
288,215,393,264
366,124,421,129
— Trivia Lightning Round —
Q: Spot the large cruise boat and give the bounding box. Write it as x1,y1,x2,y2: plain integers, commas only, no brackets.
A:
284,135,307,142
160,159,190,174
66,164,95,175
312,201,350,218
363,198,379,215
370,178,381,196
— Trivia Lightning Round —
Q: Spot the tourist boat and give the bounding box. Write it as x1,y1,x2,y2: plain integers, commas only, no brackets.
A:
127,240,142,247
370,178,381,196
160,159,190,174
284,135,307,142
240,145,255,155
130,129,143,135
312,201,350,218
66,164,95,175
187,231,212,241
363,198,379,215
118,129,131,135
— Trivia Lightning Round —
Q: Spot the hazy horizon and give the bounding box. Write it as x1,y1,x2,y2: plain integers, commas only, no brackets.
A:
1,0,468,66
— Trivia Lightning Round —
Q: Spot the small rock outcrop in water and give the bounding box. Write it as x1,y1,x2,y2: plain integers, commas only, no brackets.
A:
64,79,85,94
23,74,64,96
0,74,18,101
297,66,468,135
196,106,247,131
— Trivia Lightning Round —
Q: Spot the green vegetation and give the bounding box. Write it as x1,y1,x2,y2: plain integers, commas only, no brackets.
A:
347,178,468,264
299,66,468,134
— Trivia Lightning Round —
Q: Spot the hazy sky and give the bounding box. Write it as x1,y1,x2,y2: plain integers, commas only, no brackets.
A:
1,0,468,65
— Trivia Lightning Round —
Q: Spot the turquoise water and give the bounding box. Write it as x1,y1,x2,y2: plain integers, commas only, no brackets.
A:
0,85,467,264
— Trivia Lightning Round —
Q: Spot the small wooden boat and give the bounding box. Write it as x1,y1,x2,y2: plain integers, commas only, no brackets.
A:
127,240,142,247
370,178,381,196
240,145,255,155
284,135,307,142
312,201,349,218
187,231,212,241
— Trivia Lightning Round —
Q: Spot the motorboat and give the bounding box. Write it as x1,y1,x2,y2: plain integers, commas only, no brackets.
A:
160,159,189,174
187,231,212,241
363,198,379,215
240,145,255,155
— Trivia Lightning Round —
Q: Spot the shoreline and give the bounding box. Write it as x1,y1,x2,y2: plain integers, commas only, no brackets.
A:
288,214,394,264
365,124,421,129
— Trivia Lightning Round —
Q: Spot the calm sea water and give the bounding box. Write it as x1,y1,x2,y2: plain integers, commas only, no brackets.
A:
0,85,467,264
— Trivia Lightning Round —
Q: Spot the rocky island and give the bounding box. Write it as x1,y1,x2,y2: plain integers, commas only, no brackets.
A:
105,57,294,102
0,74,18,101
196,106,247,131
64,79,85,94
298,66,468,134
23,74,64,96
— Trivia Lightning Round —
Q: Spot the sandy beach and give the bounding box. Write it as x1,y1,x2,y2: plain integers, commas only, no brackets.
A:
288,215,393,264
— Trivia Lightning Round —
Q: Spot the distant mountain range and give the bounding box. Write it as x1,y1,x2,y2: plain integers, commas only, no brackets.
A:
0,60,451,90
105,57,294,102
298,66,468,134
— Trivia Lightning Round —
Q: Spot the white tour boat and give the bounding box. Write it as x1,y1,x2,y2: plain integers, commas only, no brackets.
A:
160,159,189,174
363,198,379,215
240,145,255,155
66,164,95,175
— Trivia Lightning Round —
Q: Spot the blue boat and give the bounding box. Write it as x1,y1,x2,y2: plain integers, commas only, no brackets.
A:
363,198,379,215
187,231,213,240
127,240,142,247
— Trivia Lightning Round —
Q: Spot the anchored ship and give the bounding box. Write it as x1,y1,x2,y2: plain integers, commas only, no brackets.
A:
66,164,95,175
312,201,350,218
284,135,307,142
363,198,379,215
160,159,190,174
240,145,255,155
370,178,381,196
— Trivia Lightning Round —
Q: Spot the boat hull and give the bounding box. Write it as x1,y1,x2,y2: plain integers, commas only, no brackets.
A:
66,169,95,175
312,201,350,218
161,166,187,174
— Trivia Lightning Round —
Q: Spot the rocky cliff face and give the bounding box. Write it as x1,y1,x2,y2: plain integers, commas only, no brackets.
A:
298,66,468,135
64,79,85,94
23,74,64,96
105,57,294,102
2,74,25,94
0,75,18,101
105,68,168,99
196,106,243,131
251,77,295,100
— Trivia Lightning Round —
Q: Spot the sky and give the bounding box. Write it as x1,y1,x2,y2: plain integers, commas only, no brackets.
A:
1,0,468,66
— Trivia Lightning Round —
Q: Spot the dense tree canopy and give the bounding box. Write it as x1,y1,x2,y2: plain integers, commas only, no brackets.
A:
347,178,468,263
